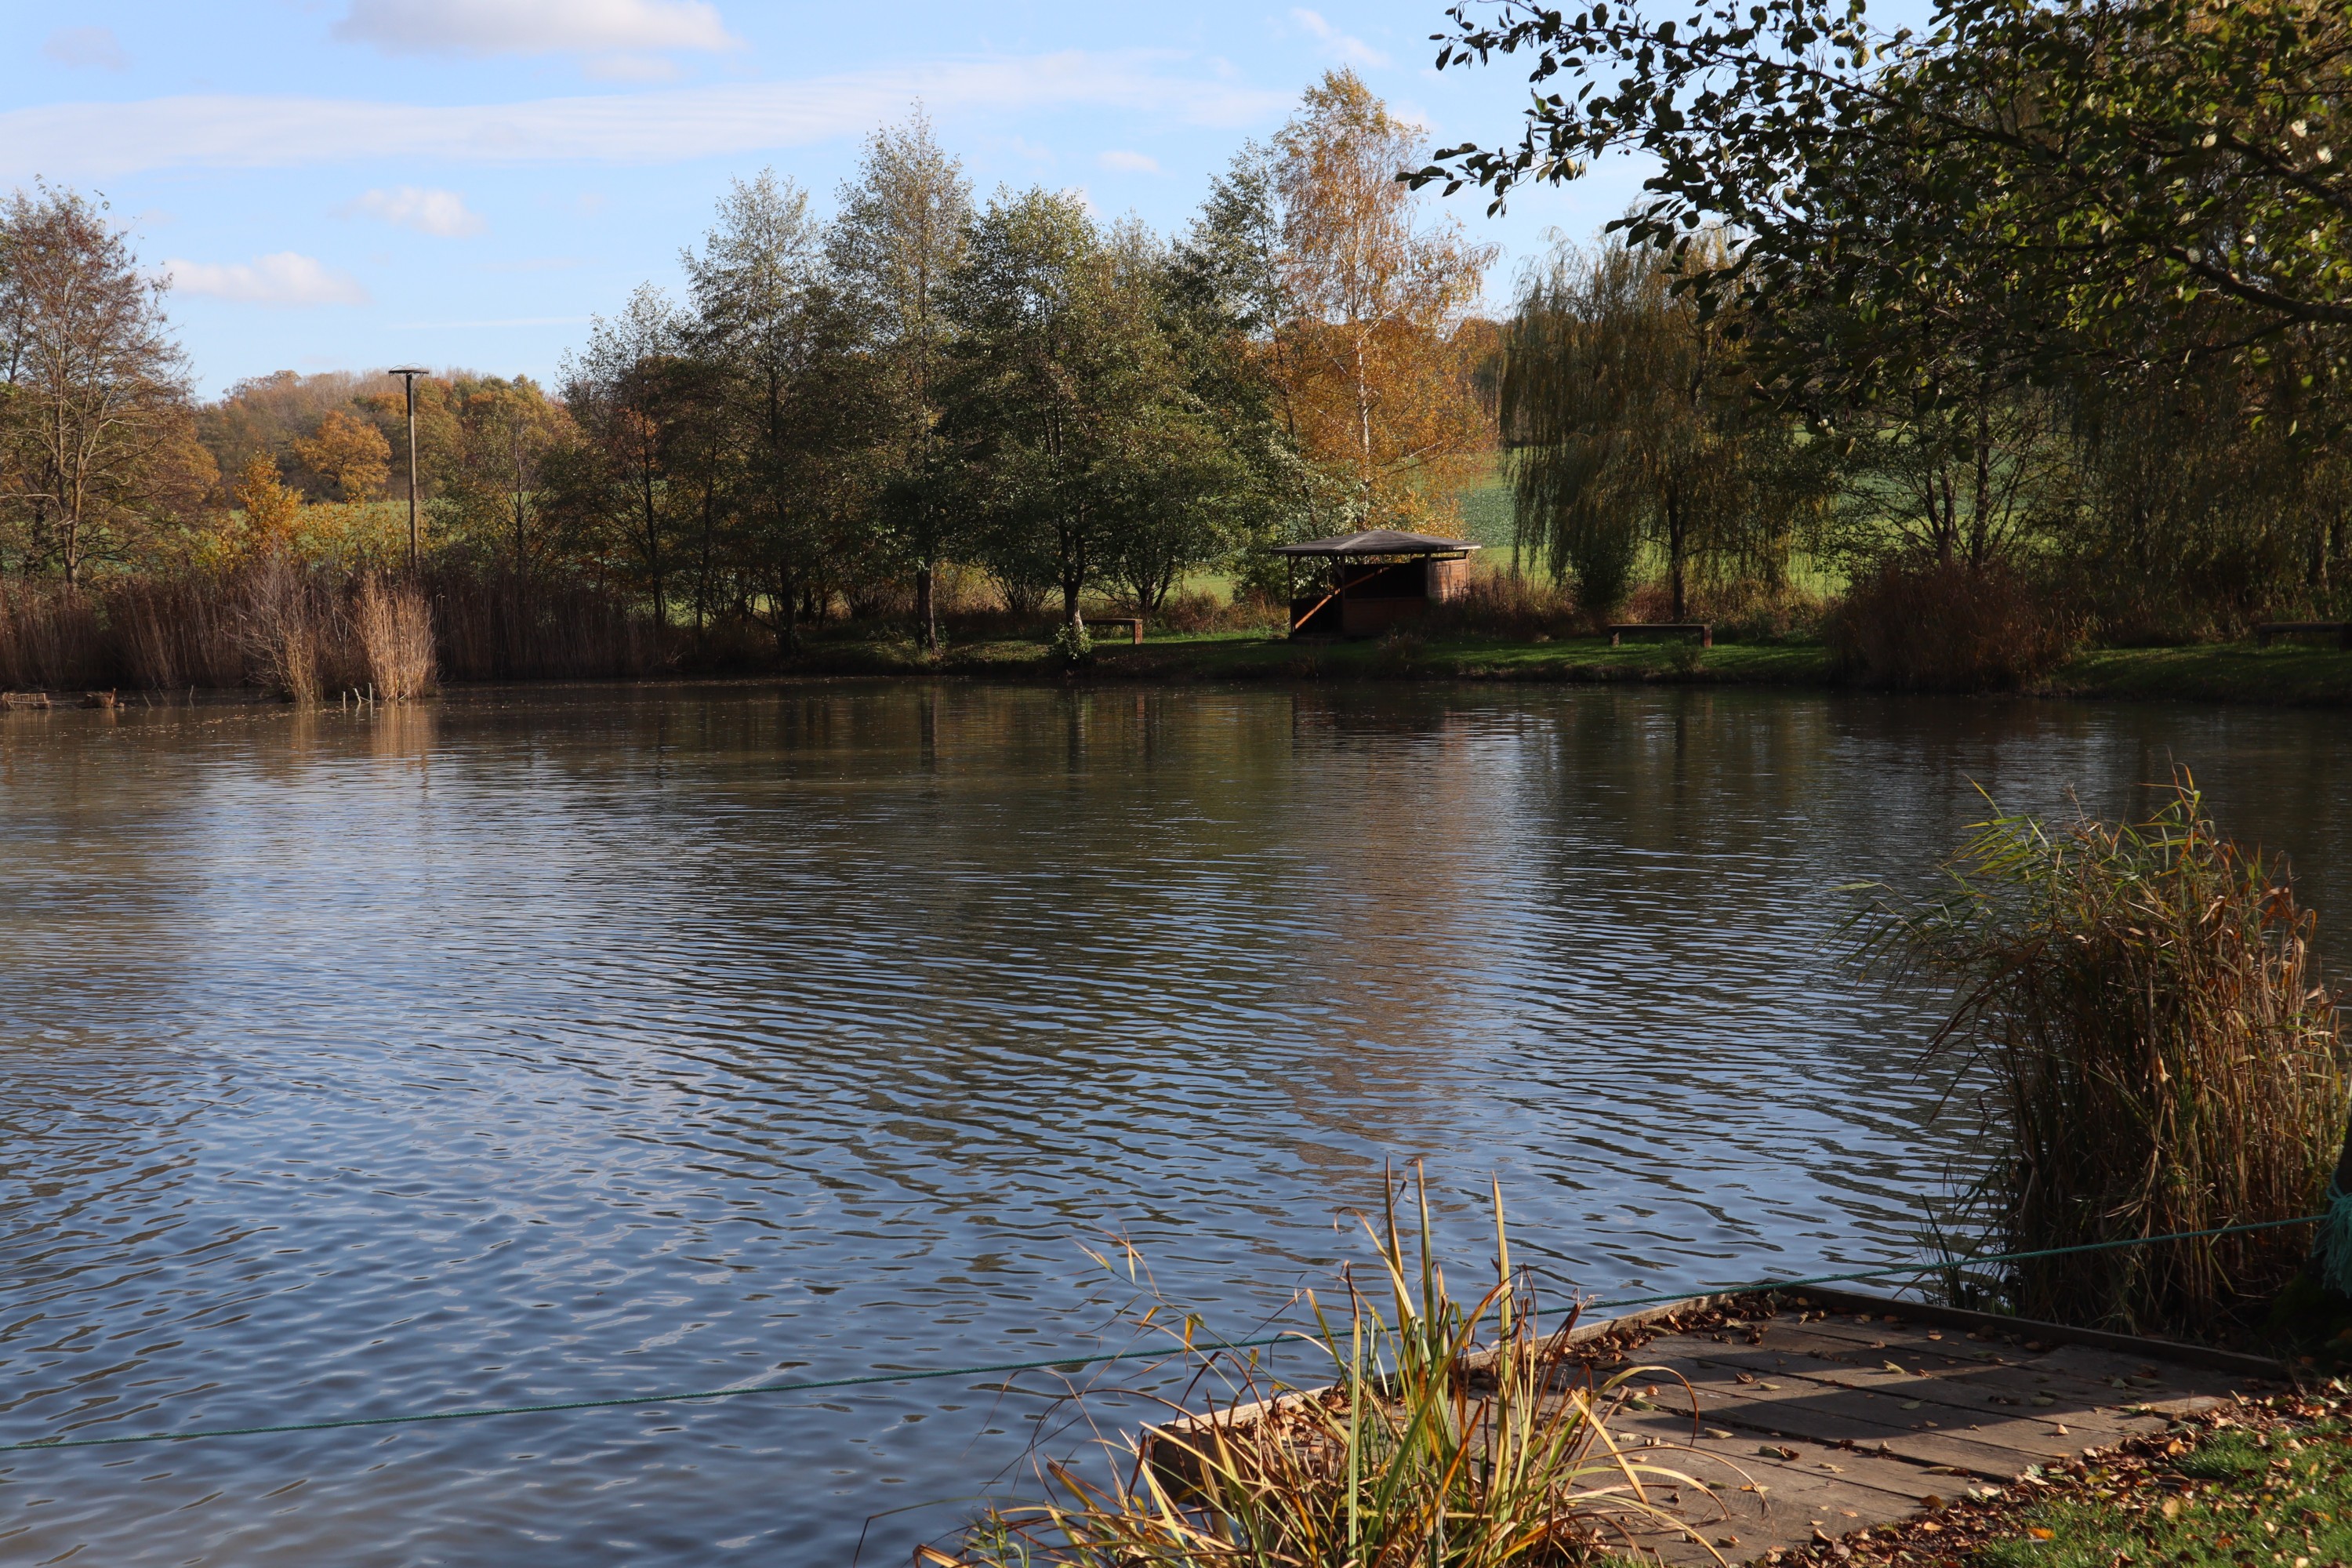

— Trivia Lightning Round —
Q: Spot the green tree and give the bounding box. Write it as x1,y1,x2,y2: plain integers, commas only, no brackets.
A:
554,285,691,623
1501,234,1819,618
828,111,974,650
940,188,1174,636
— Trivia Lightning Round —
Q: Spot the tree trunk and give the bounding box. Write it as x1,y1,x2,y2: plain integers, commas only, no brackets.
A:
1666,490,1687,622
916,561,938,652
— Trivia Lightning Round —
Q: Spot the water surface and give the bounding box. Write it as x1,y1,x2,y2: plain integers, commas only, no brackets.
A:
2,682,2346,1565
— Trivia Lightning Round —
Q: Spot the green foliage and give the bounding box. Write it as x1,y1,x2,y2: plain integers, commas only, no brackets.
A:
1501,232,1828,619
1047,618,1093,665
1853,779,2349,1337
1433,0,2352,625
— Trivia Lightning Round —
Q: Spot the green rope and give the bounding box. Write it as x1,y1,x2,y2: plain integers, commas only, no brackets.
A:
0,1336,1297,1455
1588,1210,2328,1310
1,1210,2321,1457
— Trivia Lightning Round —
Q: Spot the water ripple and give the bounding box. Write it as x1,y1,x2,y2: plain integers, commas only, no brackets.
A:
0,683,2345,1564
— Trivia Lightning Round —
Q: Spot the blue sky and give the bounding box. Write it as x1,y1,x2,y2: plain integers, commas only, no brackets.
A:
5,1,1662,397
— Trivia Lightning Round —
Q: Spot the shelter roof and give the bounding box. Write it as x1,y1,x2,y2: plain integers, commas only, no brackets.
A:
1266,529,1484,557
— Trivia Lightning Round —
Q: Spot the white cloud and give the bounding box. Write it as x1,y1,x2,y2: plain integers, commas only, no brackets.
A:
0,56,1287,180
582,53,684,82
343,186,487,237
44,25,129,71
333,0,738,57
1098,150,1160,174
1290,8,1389,67
161,253,370,307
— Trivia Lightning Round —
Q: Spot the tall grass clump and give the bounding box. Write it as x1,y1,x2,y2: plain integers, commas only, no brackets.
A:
1856,778,2348,1338
351,572,435,699
931,1171,1700,1567
235,555,331,703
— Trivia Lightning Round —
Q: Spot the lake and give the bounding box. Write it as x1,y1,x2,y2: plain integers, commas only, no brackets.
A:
2,681,2346,1565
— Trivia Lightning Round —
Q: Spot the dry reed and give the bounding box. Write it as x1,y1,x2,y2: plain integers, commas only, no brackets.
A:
1855,776,2349,1337
933,1171,1705,1567
352,573,436,699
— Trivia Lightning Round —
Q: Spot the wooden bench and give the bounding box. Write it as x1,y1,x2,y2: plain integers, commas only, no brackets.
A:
1092,616,1146,645
1607,621,1712,648
2254,619,2352,649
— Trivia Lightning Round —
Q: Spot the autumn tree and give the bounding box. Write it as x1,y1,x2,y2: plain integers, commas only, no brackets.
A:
289,408,390,502
829,112,974,650
230,452,303,557
1271,71,1496,534
426,376,571,583
0,187,200,583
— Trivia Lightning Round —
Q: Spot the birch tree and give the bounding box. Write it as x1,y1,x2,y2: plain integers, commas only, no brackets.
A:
1271,71,1496,532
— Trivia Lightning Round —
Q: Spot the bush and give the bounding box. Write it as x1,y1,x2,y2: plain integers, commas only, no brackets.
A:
1621,577,1828,642
1827,557,2078,691
1855,779,2348,1338
1419,569,1581,639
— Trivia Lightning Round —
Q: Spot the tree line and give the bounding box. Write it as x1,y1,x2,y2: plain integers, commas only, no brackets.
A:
0,73,1497,662
1452,0,2352,662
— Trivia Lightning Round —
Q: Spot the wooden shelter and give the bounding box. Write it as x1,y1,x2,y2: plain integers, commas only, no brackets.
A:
1270,529,1482,637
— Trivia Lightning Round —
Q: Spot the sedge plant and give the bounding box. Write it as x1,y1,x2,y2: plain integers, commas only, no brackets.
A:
1853,775,2347,1338
927,1169,1714,1567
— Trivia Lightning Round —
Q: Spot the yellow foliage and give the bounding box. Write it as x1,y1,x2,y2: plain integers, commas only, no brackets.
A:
1271,70,1498,532
290,409,391,502
231,454,303,555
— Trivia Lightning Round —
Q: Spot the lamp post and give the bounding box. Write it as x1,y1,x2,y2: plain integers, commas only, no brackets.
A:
387,367,430,574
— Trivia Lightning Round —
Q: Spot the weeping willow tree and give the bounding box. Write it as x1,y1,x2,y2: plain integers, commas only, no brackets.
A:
1498,232,1823,619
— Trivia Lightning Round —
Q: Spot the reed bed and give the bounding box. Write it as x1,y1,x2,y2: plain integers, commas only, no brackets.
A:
1856,777,2348,1338
0,565,662,695
931,1172,1704,1568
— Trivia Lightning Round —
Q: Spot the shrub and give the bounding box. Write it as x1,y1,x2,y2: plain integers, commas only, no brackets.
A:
1854,778,2348,1338
1420,569,1581,639
1827,557,2077,691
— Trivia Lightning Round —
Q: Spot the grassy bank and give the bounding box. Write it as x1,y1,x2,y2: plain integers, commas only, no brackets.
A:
773,626,2352,706
1787,1392,2352,1568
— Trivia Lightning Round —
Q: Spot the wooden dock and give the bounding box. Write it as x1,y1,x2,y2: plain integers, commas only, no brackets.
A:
1569,1287,2286,1563
1147,1285,2288,1565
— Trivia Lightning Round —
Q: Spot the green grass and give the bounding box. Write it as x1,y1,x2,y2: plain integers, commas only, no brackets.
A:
782,626,1834,685
771,620,2352,706
1974,1423,2352,1568
2046,641,2352,705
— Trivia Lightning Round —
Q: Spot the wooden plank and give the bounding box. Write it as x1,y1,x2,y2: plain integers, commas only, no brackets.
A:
1701,1320,2236,1407
1784,1286,2292,1379
1672,1342,2172,1443
1625,1351,2129,1475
